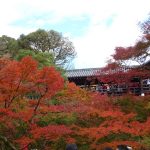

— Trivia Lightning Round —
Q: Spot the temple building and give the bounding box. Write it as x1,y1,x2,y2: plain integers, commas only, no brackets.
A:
66,68,101,90
66,63,150,95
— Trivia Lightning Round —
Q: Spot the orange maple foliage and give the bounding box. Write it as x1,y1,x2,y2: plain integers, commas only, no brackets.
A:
0,57,72,149
0,57,150,150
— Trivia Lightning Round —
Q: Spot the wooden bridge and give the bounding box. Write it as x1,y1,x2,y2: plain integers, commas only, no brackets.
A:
66,67,150,95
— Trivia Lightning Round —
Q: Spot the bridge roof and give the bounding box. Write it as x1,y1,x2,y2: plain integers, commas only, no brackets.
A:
66,68,102,78
66,66,132,78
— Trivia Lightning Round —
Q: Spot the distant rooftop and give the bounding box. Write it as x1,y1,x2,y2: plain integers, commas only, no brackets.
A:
66,61,150,78
66,68,102,78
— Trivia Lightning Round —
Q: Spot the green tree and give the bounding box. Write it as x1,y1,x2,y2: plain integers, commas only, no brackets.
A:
18,29,76,67
0,35,19,58
14,49,55,68
15,49,67,79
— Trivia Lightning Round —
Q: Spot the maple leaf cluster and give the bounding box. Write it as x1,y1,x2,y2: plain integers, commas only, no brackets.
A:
0,57,72,149
0,56,150,150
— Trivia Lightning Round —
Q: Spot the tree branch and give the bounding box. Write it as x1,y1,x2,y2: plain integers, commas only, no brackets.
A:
0,135,17,150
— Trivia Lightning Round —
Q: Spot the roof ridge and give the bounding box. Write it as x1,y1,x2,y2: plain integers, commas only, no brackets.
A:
66,67,102,71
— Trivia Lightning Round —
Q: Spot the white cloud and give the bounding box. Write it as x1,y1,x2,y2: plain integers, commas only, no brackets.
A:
73,21,141,68
72,0,150,68
0,0,149,68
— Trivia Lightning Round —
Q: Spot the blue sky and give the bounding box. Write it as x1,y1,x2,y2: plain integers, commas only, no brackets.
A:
11,16,90,37
0,0,150,69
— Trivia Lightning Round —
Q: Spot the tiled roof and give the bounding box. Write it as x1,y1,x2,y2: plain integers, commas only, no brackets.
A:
66,68,102,78
66,66,132,78
66,61,149,78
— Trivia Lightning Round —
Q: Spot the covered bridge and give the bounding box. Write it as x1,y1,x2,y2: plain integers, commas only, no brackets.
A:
66,68,102,90
66,66,150,95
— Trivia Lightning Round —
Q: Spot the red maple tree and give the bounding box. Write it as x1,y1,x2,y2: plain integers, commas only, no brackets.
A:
0,56,72,149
